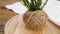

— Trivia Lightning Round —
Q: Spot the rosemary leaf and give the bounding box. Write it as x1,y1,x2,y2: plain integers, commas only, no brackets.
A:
22,0,30,8
41,0,48,9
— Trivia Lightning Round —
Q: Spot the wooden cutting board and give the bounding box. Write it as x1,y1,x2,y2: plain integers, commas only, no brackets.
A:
0,8,18,34
4,15,60,34
42,20,60,34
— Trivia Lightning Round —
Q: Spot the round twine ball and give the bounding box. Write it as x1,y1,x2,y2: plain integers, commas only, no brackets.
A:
23,10,48,31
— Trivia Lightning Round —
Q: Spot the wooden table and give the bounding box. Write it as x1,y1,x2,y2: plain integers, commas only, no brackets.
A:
4,15,60,34
0,9,17,34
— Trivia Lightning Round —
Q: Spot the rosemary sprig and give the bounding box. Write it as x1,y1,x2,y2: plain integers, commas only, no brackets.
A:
22,0,48,11
41,0,48,10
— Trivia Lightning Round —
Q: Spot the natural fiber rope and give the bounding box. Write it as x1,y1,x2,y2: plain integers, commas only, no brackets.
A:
23,10,48,31
25,12,35,25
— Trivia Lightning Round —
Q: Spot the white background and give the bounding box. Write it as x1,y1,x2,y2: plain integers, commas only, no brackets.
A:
5,0,60,26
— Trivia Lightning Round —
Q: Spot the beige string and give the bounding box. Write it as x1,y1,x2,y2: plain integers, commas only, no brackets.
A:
25,12,35,25
23,10,48,31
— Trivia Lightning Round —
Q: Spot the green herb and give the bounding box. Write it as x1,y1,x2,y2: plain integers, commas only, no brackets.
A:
22,0,48,11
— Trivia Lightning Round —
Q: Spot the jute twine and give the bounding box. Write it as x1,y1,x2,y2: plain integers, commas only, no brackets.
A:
23,10,48,31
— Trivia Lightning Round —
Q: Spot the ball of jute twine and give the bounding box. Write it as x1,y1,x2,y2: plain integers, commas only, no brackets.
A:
23,10,48,31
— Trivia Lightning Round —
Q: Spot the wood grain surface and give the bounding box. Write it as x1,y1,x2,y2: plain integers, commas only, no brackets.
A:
4,15,60,34
0,8,17,34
